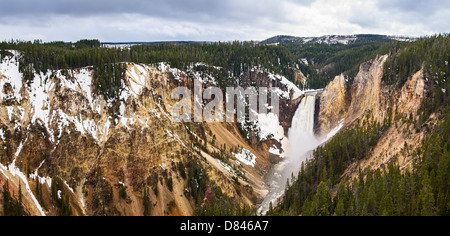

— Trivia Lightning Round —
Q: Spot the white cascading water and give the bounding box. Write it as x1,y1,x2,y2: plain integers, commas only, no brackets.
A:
258,92,320,215
288,94,317,138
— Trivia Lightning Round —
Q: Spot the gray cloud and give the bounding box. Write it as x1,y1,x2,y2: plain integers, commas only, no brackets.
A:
0,0,226,18
0,0,448,42
346,0,450,36
0,0,314,26
377,0,450,15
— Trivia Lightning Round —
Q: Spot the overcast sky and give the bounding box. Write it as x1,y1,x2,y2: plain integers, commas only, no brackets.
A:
0,0,449,42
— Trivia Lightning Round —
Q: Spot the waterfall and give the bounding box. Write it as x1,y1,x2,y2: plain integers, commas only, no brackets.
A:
286,94,320,161
288,94,316,139
258,92,320,215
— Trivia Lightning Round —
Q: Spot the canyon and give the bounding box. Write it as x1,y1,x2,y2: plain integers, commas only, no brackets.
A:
0,46,437,216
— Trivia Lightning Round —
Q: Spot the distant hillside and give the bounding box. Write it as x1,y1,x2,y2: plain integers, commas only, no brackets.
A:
101,41,209,48
261,34,414,45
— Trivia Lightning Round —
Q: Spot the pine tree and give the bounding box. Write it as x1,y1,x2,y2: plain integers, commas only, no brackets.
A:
367,182,377,216
35,180,40,200
2,181,9,215
419,175,436,216
314,181,331,216
302,199,312,216
268,202,274,216
2,181,27,216
334,198,346,216
143,187,151,216
436,145,449,215
18,182,22,207
380,194,395,216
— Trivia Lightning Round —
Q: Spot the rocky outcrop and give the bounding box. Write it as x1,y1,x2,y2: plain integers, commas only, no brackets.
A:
315,74,350,137
396,70,425,117
315,55,389,136
241,70,303,134
315,53,428,180
347,55,388,123
344,69,427,179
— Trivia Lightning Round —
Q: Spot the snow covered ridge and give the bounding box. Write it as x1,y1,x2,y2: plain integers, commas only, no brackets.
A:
0,53,194,146
1,53,131,146
0,50,24,102
2,53,287,137
1,51,303,141
262,34,417,46
304,35,358,45
0,56,107,144
158,62,219,85
261,35,359,45
1,52,306,165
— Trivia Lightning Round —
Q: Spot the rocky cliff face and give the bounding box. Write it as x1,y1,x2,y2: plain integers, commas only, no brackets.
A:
316,55,389,136
315,74,350,137
346,68,427,178
0,52,303,216
347,55,389,122
315,54,428,179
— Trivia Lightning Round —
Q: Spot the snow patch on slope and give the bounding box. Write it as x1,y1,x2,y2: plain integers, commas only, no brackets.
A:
0,51,23,102
233,148,257,167
256,112,289,158
126,64,147,97
0,128,5,142
4,139,47,216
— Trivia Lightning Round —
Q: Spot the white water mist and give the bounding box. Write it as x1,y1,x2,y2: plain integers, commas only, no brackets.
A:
258,92,320,215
